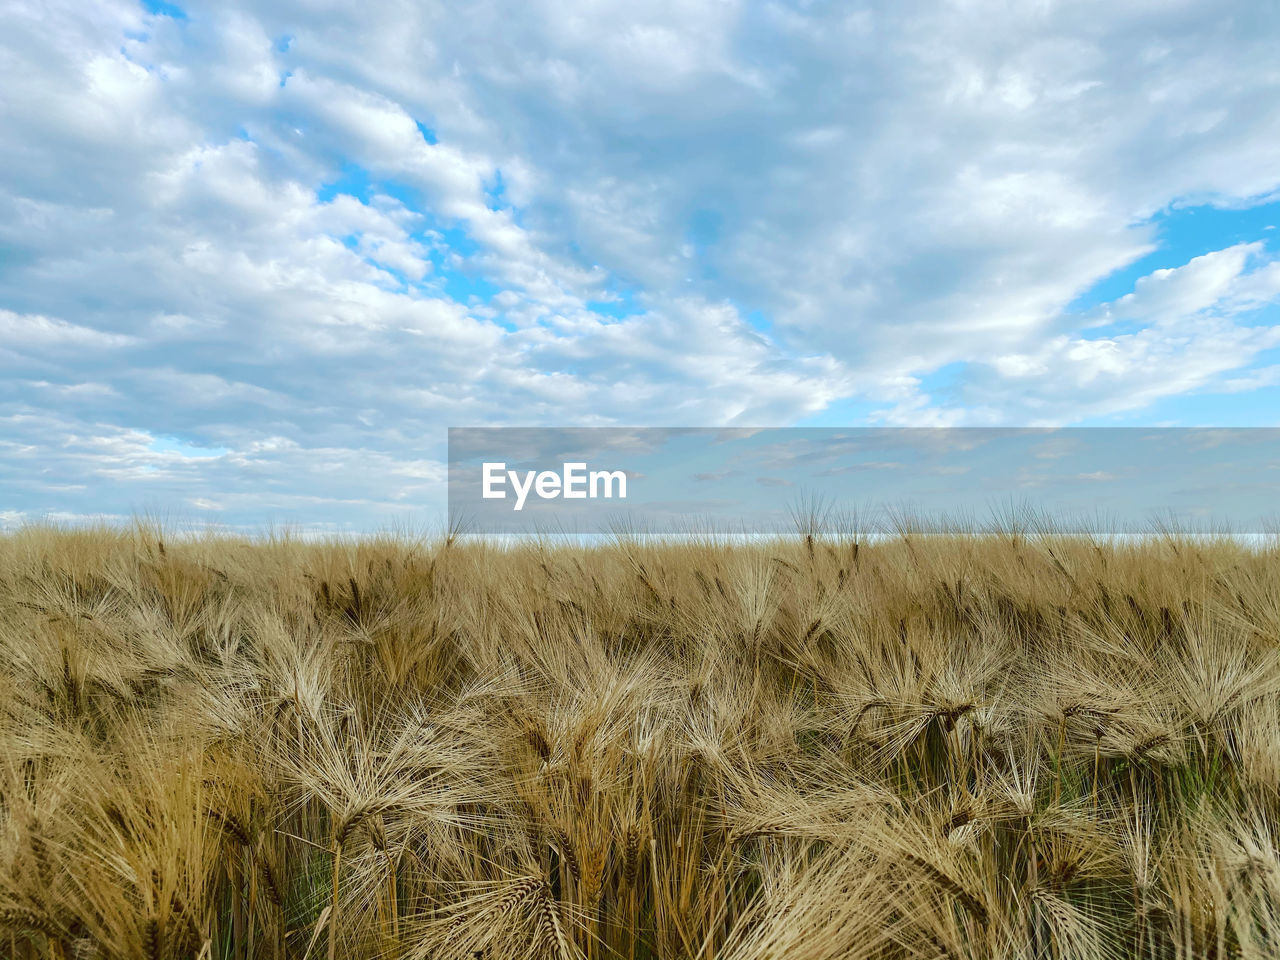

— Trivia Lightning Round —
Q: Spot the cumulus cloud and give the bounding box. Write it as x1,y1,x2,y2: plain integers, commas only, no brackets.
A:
2,0,1280,526
959,244,1280,422
0,310,137,351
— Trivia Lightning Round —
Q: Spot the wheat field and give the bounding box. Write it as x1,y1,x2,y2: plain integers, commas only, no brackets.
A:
1,525,1278,960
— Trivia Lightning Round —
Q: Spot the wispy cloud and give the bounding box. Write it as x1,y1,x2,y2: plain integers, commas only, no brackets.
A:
2,0,1280,527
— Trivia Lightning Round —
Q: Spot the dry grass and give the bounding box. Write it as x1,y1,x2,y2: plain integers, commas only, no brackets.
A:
0,523,1278,959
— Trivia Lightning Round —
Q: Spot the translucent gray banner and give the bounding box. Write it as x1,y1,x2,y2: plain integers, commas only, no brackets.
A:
447,427,1280,535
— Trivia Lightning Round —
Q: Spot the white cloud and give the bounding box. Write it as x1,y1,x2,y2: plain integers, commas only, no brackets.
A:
950,244,1280,422
3,0,1280,524
0,310,136,350
1221,365,1280,393
1100,244,1279,326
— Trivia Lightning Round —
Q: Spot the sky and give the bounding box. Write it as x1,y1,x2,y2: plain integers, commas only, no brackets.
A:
2,0,1280,532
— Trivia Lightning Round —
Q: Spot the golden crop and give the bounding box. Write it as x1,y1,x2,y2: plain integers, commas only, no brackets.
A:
1,524,1278,959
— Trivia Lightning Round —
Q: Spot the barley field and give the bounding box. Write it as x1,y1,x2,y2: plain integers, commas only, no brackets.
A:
1,525,1278,960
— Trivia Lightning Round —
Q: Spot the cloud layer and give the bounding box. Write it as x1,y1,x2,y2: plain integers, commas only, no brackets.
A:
2,0,1280,528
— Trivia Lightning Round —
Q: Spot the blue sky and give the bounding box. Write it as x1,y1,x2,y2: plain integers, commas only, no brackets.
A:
2,0,1280,531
